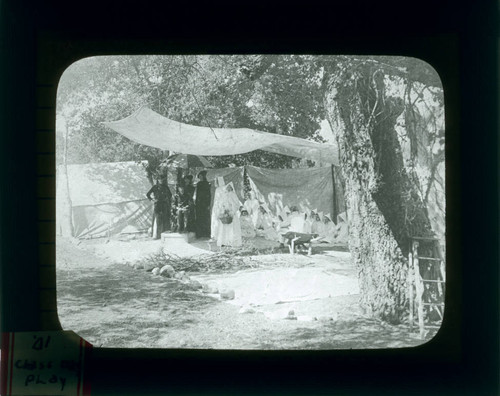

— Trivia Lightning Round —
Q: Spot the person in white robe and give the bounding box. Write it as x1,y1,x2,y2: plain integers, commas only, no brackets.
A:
213,181,242,248
243,190,260,228
275,205,293,244
303,208,313,234
289,206,306,233
310,211,322,235
273,193,284,218
277,206,291,229
333,211,349,244
255,205,279,241
319,213,336,243
210,177,225,240
239,209,256,239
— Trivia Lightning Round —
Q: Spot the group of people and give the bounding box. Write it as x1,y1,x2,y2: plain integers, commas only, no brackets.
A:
210,185,347,248
146,171,347,249
146,170,211,240
239,194,344,246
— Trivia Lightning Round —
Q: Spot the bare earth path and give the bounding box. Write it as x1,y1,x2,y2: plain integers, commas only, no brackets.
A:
56,236,432,349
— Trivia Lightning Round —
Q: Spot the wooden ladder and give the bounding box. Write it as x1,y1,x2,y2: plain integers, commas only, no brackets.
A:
408,236,446,339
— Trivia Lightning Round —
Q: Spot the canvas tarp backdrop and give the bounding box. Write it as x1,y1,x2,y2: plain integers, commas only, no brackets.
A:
103,107,340,165
246,165,345,221
57,162,345,239
57,164,248,239
57,161,154,239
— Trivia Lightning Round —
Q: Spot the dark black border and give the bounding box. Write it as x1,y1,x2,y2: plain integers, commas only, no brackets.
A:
1,1,498,395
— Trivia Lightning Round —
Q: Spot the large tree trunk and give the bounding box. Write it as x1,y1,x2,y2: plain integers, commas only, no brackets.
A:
325,65,433,323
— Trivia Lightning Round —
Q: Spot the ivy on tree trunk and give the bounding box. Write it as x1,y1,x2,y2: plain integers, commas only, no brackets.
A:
325,64,434,323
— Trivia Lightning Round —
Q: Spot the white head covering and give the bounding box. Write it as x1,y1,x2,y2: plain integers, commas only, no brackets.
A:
225,181,241,205
225,181,235,192
216,176,225,187
261,203,272,214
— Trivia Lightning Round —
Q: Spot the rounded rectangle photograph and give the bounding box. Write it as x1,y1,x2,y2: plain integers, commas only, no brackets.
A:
55,55,445,350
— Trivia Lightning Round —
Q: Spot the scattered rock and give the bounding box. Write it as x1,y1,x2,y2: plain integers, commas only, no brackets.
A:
133,263,144,270
185,281,202,291
297,315,314,322
219,289,235,300
285,310,297,320
152,267,160,276
202,284,218,294
181,273,191,282
238,306,256,314
173,271,185,280
159,264,175,278
188,280,203,290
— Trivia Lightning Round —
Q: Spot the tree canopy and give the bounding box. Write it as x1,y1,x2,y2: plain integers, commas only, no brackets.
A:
57,55,442,173
57,55,327,170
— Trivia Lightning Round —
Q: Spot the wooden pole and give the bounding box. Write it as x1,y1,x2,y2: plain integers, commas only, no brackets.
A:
408,246,414,332
412,240,425,339
331,165,338,222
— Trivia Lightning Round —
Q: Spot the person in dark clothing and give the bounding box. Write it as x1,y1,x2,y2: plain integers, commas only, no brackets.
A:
146,178,172,239
183,175,196,232
184,175,195,200
195,170,211,238
172,184,195,233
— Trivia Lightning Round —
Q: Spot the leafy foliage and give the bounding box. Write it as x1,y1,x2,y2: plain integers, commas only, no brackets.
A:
57,55,327,170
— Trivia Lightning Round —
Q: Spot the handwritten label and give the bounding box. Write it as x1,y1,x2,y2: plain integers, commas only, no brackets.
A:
1,331,92,396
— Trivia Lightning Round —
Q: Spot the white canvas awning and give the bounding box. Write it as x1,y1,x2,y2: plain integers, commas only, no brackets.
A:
103,107,339,165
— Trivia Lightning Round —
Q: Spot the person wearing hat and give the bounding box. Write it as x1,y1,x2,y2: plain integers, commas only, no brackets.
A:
195,170,211,238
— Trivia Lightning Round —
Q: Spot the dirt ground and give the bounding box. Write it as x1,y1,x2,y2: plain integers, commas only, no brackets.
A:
56,234,436,350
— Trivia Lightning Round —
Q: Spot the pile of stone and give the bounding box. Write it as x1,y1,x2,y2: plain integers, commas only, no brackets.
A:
132,261,235,301
131,248,254,273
